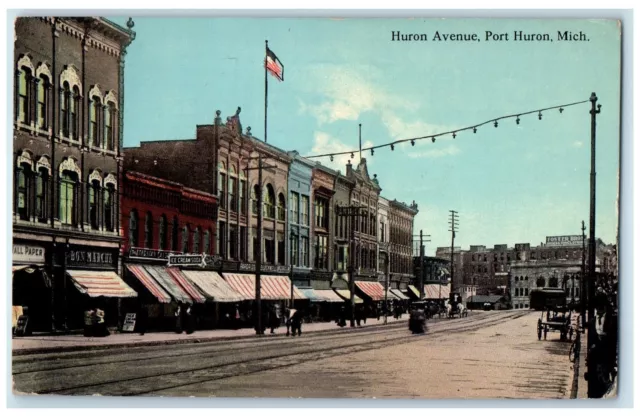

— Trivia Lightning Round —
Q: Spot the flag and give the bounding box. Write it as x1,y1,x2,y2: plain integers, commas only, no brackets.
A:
265,46,284,81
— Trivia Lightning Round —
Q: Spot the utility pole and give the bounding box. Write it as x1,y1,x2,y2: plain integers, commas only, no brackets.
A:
336,204,366,327
419,230,425,300
581,220,587,331
587,92,601,398
384,252,389,325
448,210,459,301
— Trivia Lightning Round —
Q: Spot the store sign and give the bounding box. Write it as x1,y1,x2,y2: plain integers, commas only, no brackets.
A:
68,248,116,268
128,247,174,261
122,313,137,332
239,263,289,274
13,244,45,264
168,254,205,267
546,235,583,248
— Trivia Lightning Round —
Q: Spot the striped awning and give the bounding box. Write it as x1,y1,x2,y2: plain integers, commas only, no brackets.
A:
439,284,451,299
355,280,385,301
67,270,137,298
12,265,29,273
391,289,410,300
126,265,172,303
144,265,193,304
166,268,206,304
424,284,450,299
223,274,307,300
314,289,346,303
334,289,363,304
180,270,247,302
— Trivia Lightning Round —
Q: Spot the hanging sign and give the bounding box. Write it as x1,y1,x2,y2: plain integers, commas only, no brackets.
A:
13,244,45,264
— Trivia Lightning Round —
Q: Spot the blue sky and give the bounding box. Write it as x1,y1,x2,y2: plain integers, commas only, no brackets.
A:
111,17,621,255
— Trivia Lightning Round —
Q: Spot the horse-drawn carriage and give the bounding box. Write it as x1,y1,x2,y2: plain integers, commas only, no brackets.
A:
445,299,468,319
409,301,428,334
537,305,573,341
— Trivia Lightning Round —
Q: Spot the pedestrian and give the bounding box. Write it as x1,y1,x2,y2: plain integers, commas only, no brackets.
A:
83,308,95,337
291,309,302,336
175,302,183,334
355,305,362,327
95,306,109,337
185,303,195,335
234,304,241,330
337,306,346,327
137,304,148,336
285,307,292,336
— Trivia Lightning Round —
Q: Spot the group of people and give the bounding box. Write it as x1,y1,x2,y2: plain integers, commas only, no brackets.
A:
335,301,407,328
175,301,196,334
83,307,110,337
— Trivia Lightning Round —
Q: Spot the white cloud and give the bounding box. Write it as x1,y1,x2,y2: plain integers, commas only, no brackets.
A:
573,140,584,148
407,144,461,159
310,131,374,172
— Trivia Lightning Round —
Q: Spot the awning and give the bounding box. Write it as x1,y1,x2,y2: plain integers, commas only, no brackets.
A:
355,281,386,301
126,265,172,304
383,290,399,300
223,274,307,300
439,285,451,299
424,284,449,299
314,289,346,303
181,270,248,302
391,289,410,300
165,268,206,304
299,288,324,302
144,265,193,303
408,285,421,298
67,270,137,298
12,265,30,273
334,289,363,304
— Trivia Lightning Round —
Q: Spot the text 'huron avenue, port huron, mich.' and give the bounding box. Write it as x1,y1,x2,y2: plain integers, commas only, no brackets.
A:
390,30,590,42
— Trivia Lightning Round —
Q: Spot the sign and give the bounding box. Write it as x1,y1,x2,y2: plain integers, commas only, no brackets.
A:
128,247,174,261
168,254,205,267
13,244,45,264
68,248,115,268
546,235,583,248
14,315,30,337
122,313,137,332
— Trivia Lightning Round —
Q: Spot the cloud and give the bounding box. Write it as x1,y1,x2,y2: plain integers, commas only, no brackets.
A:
310,131,374,171
407,144,461,159
572,140,584,148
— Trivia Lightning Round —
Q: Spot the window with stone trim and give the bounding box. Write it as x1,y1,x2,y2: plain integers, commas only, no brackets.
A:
36,74,49,129
144,212,153,248
193,227,201,253
16,65,32,124
16,163,31,221
105,102,116,151
35,167,49,222
182,224,190,253
159,215,167,250
277,193,286,221
171,216,179,251
88,179,101,230
59,171,78,225
90,96,101,147
129,210,139,248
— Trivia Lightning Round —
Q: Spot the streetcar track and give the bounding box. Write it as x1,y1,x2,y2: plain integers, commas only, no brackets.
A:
23,311,528,396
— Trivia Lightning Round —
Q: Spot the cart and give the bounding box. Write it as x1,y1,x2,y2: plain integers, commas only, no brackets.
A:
537,306,573,341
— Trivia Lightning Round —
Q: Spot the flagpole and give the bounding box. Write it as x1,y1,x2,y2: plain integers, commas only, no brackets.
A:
264,40,268,144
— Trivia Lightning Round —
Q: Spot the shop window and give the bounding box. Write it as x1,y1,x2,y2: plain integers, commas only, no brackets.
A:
129,210,139,248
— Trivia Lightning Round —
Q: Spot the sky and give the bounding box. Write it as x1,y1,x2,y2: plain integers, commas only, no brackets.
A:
110,17,621,256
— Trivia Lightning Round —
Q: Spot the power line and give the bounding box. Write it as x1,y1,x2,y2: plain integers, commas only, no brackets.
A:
304,98,590,159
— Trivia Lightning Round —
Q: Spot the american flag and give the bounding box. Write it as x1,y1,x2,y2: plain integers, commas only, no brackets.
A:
265,46,284,81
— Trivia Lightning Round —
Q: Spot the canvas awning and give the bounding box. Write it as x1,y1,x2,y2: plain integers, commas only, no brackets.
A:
223,274,307,300
144,265,193,303
126,265,172,304
334,289,363,304
408,285,421,298
391,289,410,300
67,270,137,298
439,285,451,299
165,267,206,304
383,290,399,300
314,289,346,303
424,284,450,299
299,288,324,302
12,265,30,273
355,281,386,301
180,270,247,302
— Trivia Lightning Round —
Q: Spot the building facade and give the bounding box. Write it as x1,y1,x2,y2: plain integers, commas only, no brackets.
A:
310,164,337,289
331,171,355,289
12,17,135,332
435,246,465,294
377,196,390,283
388,199,418,290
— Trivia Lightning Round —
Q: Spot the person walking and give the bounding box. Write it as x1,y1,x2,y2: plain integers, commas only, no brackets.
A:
291,309,302,336
137,304,148,336
175,302,184,334
337,306,347,328
185,303,195,335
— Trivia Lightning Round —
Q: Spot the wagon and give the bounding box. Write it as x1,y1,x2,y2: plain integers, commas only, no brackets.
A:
536,306,573,341
409,301,427,334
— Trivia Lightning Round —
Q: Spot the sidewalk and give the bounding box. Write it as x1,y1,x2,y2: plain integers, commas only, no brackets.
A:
12,315,409,355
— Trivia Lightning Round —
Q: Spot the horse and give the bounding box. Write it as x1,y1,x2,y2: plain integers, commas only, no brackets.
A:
446,302,456,319
457,303,468,318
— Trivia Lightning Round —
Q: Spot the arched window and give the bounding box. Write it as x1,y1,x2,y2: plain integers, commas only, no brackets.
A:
35,167,49,222
17,65,32,124
129,210,138,248
90,96,101,147
536,277,545,288
218,161,226,209
277,193,286,221
103,183,115,232
105,102,116,151
36,75,49,129
71,86,80,139
159,215,167,250
228,165,237,212
59,171,78,225
182,225,189,253
252,184,260,215
239,170,247,214
61,82,71,137
16,163,32,220
88,179,101,230
204,229,211,254
264,184,275,218
171,216,179,251
193,227,201,253
144,212,153,248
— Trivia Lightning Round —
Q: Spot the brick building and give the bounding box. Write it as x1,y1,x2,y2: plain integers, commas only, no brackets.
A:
376,196,390,283
435,246,465,294
311,164,337,288
12,17,136,332
388,199,419,290
331,169,356,289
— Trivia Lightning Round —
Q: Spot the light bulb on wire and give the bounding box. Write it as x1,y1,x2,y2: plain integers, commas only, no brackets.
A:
538,111,542,120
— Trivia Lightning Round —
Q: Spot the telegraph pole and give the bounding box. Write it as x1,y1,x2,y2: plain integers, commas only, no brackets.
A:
384,252,389,325
581,220,587,331
419,230,425,299
448,210,459,299
587,92,601,398
336,204,366,327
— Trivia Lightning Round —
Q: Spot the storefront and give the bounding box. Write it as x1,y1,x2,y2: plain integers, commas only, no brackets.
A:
12,241,52,333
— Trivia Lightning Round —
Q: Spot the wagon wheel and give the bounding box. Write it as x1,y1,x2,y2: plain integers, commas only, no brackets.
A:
543,326,548,340
537,319,542,340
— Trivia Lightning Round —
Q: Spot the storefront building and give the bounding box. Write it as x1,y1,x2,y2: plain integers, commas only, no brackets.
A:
311,163,337,290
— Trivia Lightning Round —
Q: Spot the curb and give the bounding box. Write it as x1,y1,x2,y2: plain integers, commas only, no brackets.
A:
12,318,409,356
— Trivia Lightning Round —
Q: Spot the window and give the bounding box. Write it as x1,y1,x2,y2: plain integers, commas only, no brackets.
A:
182,225,189,253
240,226,247,260
105,102,116,151
71,87,79,139
218,162,226,209
37,76,48,129
61,83,70,136
35,168,48,222
277,232,285,265
218,222,226,258
144,212,153,248
239,176,247,214
301,236,309,267
193,227,200,253
314,235,328,269
129,210,139,248
17,67,31,124
525,288,529,296
90,97,101,147
171,216,179,251
290,234,299,266
265,237,275,264
264,184,275,218
277,193,286,221
229,175,237,212
315,197,328,228
380,220,385,242
290,192,299,224
536,277,545,288
159,215,167,250
59,171,77,225
301,195,309,226
88,180,101,230
229,225,238,259
549,277,559,288
337,246,347,271
251,185,259,215
102,184,115,232
203,229,211,254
